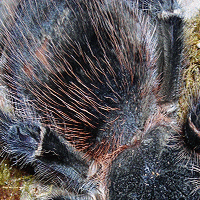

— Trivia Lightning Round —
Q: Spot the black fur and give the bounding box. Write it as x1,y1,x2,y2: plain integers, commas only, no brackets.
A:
0,0,200,199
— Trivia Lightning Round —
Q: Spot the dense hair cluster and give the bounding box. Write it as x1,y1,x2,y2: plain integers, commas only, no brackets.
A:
0,0,199,199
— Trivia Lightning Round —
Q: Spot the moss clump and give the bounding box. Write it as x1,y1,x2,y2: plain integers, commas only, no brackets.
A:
179,11,200,122
0,158,54,199
0,159,34,200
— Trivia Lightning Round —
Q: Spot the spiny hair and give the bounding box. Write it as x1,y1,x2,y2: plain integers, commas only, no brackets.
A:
2,0,158,156
0,0,200,199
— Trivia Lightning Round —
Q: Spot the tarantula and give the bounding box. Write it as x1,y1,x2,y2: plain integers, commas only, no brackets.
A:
0,0,200,199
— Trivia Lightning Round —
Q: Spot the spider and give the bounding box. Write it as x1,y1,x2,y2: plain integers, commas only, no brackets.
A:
0,0,199,199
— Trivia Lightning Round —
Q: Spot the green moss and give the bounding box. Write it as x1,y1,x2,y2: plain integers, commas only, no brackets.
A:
0,161,11,185
0,158,54,199
179,11,200,122
0,159,34,200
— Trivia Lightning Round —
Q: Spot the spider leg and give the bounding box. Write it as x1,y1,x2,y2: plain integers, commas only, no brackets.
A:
0,111,100,199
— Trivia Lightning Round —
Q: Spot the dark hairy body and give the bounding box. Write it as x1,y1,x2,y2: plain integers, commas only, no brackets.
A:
0,0,200,199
